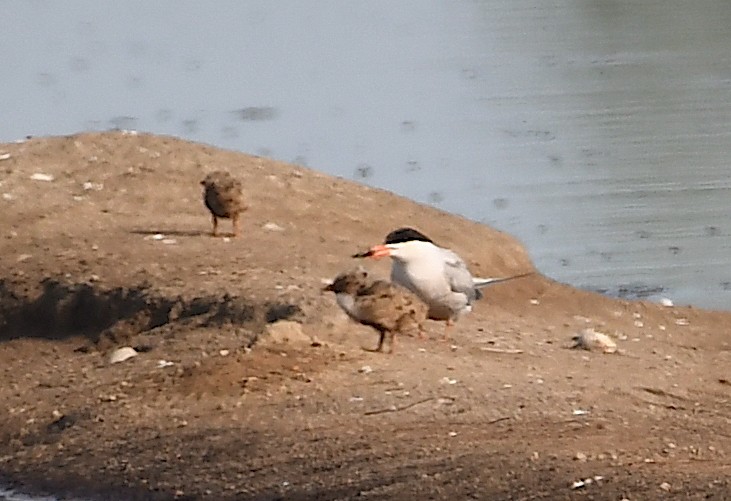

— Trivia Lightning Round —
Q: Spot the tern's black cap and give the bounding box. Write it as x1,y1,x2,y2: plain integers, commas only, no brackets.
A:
384,227,434,245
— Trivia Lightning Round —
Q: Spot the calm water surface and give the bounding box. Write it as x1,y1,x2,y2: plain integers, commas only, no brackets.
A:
2,0,731,310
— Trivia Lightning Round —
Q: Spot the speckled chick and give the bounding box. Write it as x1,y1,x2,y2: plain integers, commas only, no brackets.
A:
200,171,247,237
324,269,428,353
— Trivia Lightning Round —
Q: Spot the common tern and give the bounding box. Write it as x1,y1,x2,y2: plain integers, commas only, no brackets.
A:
353,227,533,338
323,268,427,353
201,171,248,237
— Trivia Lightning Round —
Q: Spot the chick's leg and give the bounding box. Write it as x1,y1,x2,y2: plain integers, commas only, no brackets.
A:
375,331,385,352
232,213,240,237
211,215,219,237
386,331,396,354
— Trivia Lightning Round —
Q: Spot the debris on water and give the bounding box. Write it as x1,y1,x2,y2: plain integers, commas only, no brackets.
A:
144,233,165,241
572,409,589,416
0,153,11,160
529,299,540,305
358,365,373,374
574,452,588,462
109,346,138,364
440,377,458,385
219,349,230,357
448,431,457,437
660,482,671,492
157,360,174,368
572,328,618,354
674,318,689,326
660,297,674,307
30,173,54,182
83,181,104,191
349,396,364,402
161,238,177,245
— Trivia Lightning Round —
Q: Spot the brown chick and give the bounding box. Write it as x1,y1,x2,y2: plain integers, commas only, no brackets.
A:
323,269,428,354
200,170,247,237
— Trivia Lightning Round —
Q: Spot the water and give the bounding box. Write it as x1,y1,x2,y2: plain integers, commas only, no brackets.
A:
2,0,731,310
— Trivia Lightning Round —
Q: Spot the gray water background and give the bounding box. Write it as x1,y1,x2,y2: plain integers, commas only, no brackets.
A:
2,0,731,310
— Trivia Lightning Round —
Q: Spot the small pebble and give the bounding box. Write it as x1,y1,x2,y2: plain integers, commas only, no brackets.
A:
30,173,54,182
263,222,285,232
570,480,585,490
82,181,103,191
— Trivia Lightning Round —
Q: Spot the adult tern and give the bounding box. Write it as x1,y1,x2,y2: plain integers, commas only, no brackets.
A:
353,227,532,339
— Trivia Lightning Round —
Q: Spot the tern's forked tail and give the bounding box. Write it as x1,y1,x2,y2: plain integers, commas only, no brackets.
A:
472,271,535,289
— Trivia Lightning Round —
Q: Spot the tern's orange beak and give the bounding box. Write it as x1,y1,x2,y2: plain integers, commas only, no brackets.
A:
368,244,391,260
352,244,391,260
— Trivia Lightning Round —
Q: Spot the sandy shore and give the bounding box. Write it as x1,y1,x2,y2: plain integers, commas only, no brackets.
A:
0,132,729,500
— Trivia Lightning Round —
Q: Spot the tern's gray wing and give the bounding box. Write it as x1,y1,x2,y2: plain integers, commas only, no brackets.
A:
440,248,481,303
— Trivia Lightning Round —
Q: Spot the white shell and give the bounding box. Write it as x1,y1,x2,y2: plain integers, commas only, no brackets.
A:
108,346,138,364
572,328,618,354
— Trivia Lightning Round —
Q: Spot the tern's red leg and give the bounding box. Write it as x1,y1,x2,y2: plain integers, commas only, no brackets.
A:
442,320,453,342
